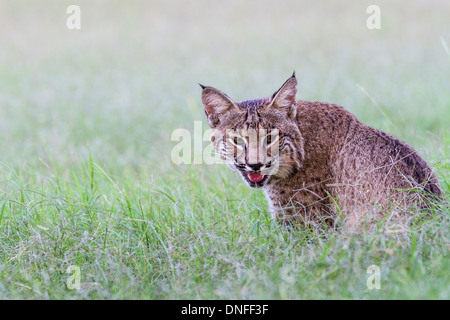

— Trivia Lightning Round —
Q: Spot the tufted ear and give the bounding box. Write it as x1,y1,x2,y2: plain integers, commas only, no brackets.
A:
201,85,240,128
267,72,297,119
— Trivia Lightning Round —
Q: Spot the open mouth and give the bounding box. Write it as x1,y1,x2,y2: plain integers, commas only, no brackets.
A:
243,171,268,187
247,172,264,183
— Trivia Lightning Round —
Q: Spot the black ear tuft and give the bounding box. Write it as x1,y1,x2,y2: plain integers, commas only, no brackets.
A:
291,71,296,78
199,83,207,90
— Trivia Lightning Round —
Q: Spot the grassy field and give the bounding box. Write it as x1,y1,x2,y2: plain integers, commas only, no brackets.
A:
0,0,449,299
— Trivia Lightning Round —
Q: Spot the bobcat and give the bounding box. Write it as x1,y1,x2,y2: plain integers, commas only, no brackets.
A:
201,73,441,228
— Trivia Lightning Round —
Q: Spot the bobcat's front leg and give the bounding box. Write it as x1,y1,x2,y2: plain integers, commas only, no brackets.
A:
266,186,335,227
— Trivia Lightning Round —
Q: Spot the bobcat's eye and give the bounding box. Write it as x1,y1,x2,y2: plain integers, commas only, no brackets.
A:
264,134,277,147
231,137,245,146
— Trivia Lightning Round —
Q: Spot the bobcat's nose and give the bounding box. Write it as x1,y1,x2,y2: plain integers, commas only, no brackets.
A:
247,163,263,171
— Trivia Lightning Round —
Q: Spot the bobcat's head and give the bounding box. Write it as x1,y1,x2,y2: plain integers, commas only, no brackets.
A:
201,73,304,188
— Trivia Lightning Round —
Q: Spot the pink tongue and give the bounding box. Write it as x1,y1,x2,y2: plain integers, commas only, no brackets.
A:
248,172,264,182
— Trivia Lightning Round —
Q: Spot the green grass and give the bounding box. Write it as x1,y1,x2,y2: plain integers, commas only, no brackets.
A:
0,0,449,299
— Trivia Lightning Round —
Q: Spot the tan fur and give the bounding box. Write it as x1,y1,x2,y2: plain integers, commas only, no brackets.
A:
201,74,441,228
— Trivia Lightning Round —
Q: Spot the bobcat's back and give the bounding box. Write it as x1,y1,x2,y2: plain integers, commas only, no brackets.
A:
291,101,440,219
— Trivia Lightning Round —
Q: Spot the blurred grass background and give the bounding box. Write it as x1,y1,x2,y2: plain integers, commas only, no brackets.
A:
0,0,448,299
0,0,448,173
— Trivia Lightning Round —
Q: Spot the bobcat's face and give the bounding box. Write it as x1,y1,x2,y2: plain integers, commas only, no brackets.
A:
202,74,304,188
